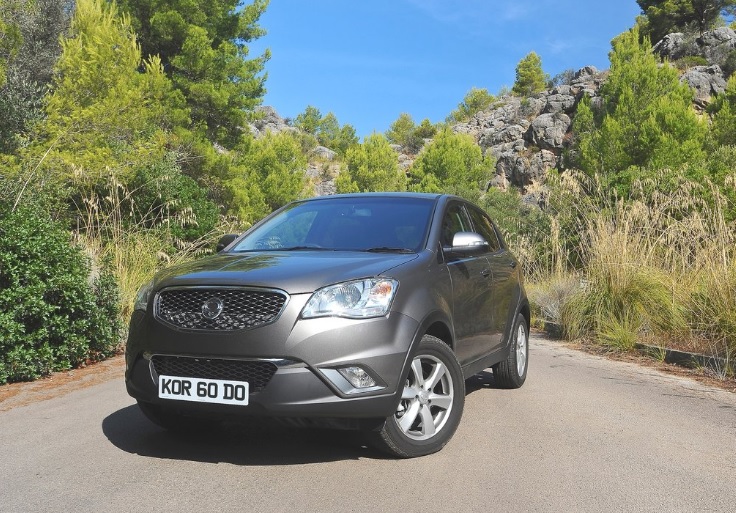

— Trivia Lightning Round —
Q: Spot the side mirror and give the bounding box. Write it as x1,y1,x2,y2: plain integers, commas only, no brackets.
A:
216,233,239,253
449,232,489,255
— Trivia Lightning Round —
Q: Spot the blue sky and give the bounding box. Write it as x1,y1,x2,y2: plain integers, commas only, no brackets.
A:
248,0,642,138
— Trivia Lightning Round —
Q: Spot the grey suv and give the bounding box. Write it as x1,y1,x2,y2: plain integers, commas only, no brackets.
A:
126,193,529,457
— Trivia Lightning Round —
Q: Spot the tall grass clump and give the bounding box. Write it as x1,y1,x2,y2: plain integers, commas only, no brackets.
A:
541,169,736,376
560,201,687,348
73,171,229,320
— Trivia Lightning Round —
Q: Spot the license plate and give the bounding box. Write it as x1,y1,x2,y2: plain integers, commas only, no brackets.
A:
158,375,249,406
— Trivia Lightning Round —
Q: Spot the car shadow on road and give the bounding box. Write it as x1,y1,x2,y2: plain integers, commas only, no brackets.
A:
102,405,383,465
465,370,507,394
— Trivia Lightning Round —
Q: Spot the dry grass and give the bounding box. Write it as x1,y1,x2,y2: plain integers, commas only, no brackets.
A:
528,171,736,378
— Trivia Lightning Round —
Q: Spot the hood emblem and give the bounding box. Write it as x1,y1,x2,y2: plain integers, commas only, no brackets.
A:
202,297,225,320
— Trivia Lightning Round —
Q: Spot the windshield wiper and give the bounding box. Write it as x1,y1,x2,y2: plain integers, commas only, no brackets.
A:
277,245,332,251
364,247,415,254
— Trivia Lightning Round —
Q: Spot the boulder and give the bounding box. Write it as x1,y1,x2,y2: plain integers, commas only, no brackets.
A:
526,113,571,150
697,27,736,66
652,33,687,61
496,149,558,186
681,65,727,102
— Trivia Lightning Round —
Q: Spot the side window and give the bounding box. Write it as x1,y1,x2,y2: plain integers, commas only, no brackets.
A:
440,203,472,247
467,206,501,252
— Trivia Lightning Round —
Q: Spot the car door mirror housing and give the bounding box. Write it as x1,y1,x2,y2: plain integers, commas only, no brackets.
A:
216,233,239,252
449,232,489,255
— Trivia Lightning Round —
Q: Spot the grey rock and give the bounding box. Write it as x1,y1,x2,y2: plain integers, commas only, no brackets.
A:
312,145,337,161
653,33,687,61
653,28,736,69
681,65,727,101
574,65,599,80
697,27,736,65
250,106,295,137
496,149,558,187
526,113,571,150
543,93,577,114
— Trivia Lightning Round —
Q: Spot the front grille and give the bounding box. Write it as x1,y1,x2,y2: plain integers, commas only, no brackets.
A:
155,287,287,331
151,355,277,392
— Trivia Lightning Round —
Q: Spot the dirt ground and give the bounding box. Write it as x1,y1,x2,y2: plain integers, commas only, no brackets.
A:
0,355,125,412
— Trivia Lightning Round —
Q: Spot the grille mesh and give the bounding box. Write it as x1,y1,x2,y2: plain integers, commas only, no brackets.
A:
155,288,287,331
151,355,277,392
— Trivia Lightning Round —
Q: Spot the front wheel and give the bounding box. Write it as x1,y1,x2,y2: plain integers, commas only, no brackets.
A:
369,335,465,458
493,313,529,389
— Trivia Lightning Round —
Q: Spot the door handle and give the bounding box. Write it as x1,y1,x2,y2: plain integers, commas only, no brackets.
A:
509,261,517,269
481,269,490,278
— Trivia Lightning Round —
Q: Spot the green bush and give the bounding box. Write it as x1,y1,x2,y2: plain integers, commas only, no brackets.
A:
0,208,122,383
673,55,709,71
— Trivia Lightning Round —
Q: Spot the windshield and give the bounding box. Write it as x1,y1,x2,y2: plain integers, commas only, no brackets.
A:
231,197,435,253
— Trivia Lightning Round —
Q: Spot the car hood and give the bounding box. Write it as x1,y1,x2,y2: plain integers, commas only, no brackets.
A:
152,251,419,294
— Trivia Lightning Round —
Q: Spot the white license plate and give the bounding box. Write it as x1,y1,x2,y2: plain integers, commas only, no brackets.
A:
158,375,249,406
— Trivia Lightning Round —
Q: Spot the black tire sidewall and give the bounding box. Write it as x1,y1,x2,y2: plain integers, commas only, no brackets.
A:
381,335,465,457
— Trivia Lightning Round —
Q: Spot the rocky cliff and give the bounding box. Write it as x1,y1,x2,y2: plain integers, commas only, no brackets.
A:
252,28,736,202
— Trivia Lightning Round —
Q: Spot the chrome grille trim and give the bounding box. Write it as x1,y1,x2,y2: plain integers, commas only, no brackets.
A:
154,286,288,331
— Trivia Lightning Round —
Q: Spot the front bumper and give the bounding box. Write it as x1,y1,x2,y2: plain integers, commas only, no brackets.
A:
125,295,420,419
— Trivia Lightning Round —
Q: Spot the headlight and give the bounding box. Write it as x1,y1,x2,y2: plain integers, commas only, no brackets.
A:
134,280,154,312
301,278,398,319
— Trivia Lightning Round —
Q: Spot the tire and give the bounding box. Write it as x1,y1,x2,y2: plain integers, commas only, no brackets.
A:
136,400,211,433
369,335,465,458
493,313,529,389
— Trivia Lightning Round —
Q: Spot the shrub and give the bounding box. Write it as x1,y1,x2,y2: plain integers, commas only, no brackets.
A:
673,55,709,71
0,207,122,383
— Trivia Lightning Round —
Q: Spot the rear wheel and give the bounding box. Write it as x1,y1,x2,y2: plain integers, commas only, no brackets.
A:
369,335,465,458
493,313,529,389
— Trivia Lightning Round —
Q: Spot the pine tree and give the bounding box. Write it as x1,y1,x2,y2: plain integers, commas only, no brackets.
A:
447,87,495,123
574,27,706,193
409,128,492,201
637,0,736,42
512,52,548,97
335,134,405,193
119,0,270,148
29,0,188,186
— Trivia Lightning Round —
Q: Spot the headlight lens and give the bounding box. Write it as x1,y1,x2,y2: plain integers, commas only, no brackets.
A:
134,280,154,312
301,278,398,319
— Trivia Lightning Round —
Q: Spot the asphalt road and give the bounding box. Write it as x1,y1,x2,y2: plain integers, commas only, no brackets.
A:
1,335,735,513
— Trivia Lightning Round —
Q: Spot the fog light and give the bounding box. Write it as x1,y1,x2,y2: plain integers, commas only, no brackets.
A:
338,366,376,388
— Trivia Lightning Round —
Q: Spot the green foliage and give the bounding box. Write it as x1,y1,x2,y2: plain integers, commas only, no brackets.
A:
226,132,307,223
673,55,710,70
315,112,358,156
386,113,437,154
549,69,576,87
119,0,270,148
294,106,357,156
480,188,553,278
26,0,188,190
574,27,706,195
409,128,492,202
385,113,416,145
294,105,322,135
335,133,406,193
446,87,496,123
0,207,122,383
637,0,736,42
512,52,549,97
128,154,219,241
708,74,736,147
0,0,72,154
723,49,736,78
